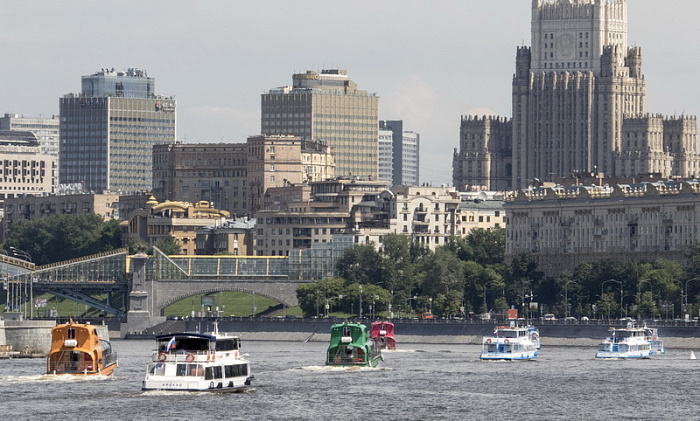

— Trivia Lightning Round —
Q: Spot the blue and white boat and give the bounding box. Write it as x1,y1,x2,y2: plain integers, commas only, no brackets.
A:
595,322,652,359
480,322,540,360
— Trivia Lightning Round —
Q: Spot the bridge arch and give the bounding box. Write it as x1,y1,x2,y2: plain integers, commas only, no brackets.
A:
157,285,287,314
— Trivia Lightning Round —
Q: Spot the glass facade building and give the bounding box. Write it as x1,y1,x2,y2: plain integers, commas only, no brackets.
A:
59,69,176,193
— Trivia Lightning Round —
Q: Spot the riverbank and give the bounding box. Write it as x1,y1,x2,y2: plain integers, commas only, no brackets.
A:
125,319,700,348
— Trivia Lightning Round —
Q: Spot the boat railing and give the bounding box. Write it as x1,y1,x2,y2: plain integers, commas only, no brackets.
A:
152,349,216,363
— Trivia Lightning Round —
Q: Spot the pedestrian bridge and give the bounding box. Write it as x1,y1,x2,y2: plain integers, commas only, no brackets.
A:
3,248,314,319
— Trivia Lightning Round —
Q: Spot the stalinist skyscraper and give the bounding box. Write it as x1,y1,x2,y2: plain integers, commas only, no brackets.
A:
453,0,699,191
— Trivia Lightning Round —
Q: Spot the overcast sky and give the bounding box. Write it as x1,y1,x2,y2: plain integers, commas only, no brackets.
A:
2,1,699,185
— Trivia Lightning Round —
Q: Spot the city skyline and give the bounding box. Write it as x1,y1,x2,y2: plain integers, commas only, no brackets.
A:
1,0,698,186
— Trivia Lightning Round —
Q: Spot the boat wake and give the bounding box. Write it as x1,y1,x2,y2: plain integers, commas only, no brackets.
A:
0,373,113,384
296,365,391,372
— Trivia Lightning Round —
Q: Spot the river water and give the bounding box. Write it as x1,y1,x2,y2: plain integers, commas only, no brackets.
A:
0,339,698,420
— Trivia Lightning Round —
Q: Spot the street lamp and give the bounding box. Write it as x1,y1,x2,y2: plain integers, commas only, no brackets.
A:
359,285,363,319
483,280,502,315
9,247,31,262
601,279,622,320
564,281,578,318
685,278,700,316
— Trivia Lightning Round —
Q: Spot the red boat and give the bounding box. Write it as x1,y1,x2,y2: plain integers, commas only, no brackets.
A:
370,321,396,350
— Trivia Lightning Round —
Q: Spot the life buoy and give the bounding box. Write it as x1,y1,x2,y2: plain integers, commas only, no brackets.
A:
486,339,492,344
186,353,195,363
504,339,510,344
158,352,167,362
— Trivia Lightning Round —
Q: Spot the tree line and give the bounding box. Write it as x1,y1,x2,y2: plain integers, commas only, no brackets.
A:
297,229,700,320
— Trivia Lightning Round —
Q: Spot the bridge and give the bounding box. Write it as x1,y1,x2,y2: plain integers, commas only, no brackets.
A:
2,248,317,334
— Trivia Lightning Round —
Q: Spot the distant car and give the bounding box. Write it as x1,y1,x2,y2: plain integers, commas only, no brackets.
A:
543,314,556,321
418,312,434,320
564,316,577,323
581,316,590,321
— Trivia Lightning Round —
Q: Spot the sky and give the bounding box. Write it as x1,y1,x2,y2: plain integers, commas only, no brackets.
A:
2,0,700,186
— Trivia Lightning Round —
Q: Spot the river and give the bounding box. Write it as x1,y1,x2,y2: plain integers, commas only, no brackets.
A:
0,339,698,420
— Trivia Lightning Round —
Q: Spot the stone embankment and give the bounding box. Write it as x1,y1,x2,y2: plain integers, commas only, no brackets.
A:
131,319,700,349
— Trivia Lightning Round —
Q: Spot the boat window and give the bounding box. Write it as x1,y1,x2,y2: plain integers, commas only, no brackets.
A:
205,367,214,380
67,328,75,339
213,366,223,379
225,364,248,377
152,363,166,376
215,339,239,351
176,364,187,376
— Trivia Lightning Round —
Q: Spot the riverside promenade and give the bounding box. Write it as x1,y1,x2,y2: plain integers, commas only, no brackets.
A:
127,318,700,349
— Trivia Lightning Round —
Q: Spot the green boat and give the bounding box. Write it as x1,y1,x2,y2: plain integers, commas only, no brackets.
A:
326,322,382,367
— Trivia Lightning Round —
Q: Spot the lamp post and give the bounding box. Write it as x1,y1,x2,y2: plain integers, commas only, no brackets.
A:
685,278,700,317
564,280,577,318
483,280,504,316
601,279,622,320
9,247,31,262
359,285,363,319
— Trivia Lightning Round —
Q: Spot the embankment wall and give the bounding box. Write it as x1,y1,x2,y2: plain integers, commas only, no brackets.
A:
136,319,700,349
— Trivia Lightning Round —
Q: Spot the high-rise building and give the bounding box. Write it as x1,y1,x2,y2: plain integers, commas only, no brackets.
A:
378,127,394,185
379,120,420,187
0,113,59,189
261,69,379,180
60,68,176,193
453,0,700,191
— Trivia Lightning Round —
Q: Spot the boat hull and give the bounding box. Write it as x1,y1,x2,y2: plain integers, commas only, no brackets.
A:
595,351,652,359
142,376,253,392
47,361,118,376
480,351,539,361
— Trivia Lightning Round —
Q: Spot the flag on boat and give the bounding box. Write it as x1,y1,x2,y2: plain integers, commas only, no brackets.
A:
166,336,176,350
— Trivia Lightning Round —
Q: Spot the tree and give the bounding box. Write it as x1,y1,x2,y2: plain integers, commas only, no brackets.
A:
336,244,384,285
4,213,122,265
154,236,183,256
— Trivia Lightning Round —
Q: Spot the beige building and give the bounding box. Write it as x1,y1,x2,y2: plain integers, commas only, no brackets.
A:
454,191,506,236
261,69,379,180
504,181,700,277
124,197,230,255
194,217,256,256
453,0,700,191
152,142,248,215
255,179,387,256
248,135,334,213
0,131,54,200
152,136,333,216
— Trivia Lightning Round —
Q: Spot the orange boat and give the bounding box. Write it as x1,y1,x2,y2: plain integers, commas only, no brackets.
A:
46,320,118,375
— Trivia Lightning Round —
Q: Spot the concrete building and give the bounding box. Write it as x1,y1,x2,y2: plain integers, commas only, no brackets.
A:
2,192,151,242
151,136,333,216
261,69,379,180
453,0,700,191
194,217,257,256
454,191,506,236
60,68,176,193
0,114,59,175
124,196,230,255
379,120,420,187
0,131,54,200
254,179,388,256
504,181,700,277
378,127,394,185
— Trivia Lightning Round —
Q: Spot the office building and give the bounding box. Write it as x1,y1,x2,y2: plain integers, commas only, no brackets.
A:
152,136,334,215
261,69,379,180
379,120,420,187
60,68,176,193
0,130,54,200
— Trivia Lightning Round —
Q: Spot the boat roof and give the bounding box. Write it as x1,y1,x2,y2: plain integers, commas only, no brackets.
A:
155,333,218,341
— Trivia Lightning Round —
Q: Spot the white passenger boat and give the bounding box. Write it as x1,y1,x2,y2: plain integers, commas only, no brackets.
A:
142,325,252,392
595,322,652,359
480,322,540,360
644,326,665,355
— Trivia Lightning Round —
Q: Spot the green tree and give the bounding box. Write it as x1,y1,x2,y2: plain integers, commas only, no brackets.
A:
4,213,122,265
154,236,183,255
336,244,384,285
